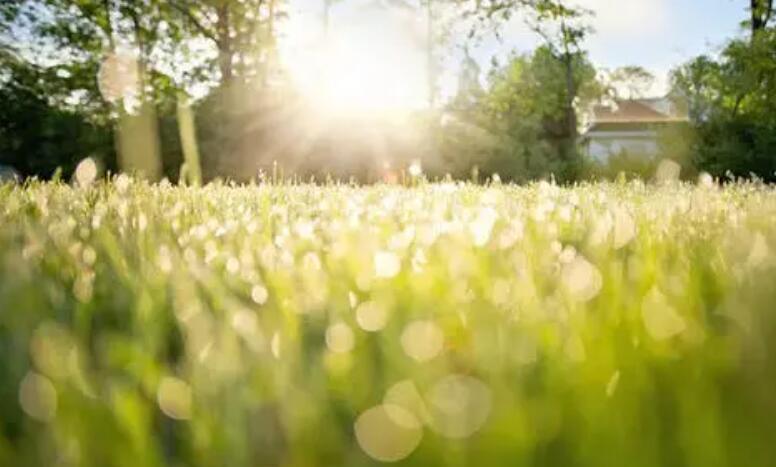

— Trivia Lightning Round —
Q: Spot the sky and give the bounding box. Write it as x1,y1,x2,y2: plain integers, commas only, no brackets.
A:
282,0,748,100
480,0,746,93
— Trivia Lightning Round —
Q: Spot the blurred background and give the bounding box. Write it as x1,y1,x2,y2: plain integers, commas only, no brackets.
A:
1,0,775,184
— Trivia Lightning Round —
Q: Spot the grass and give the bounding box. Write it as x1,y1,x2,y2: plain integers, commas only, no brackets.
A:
1,176,776,466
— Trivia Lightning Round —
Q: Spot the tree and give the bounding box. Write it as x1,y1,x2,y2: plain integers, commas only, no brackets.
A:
671,27,776,180
526,1,593,179
438,45,601,182
460,0,595,179
750,0,774,36
605,66,656,100
163,0,284,86
2,0,287,181
3,0,176,179
0,49,115,177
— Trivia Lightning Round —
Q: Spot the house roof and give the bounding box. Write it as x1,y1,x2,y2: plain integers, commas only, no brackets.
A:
582,98,688,137
591,98,687,124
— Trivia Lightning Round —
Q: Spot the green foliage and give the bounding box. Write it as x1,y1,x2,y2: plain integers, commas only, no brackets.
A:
441,46,602,182
582,150,660,181
603,66,656,100
159,0,284,84
672,27,776,181
0,52,115,178
2,180,776,466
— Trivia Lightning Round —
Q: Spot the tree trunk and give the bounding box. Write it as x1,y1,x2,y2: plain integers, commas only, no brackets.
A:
217,2,234,83
559,21,578,177
177,91,202,185
563,54,577,143
751,0,774,36
561,47,579,181
122,6,162,181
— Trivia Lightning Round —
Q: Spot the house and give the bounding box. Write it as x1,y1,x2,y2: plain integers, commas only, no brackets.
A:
581,97,688,162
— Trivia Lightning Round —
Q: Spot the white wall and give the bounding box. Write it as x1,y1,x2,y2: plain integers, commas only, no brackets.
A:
585,131,659,162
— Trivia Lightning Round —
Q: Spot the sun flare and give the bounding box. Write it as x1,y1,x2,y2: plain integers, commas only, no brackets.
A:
280,2,428,114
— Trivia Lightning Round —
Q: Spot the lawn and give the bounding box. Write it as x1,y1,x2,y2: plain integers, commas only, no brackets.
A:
1,177,776,466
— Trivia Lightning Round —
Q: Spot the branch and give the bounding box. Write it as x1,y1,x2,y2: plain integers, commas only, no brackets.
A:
167,0,220,46
528,20,558,56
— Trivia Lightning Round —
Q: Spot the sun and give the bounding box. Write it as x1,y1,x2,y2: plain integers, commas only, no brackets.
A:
279,1,429,115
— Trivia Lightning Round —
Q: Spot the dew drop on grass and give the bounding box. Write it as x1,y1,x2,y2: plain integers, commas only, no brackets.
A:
469,207,498,247
613,208,636,249
561,256,603,302
77,240,95,262
19,372,57,422
348,290,359,309
400,320,444,362
426,374,492,439
158,246,173,273
231,309,259,340
374,250,401,279
325,323,355,353
355,405,423,462
656,159,681,183
589,212,613,247
72,271,95,303
698,172,714,188
408,160,423,178
251,284,269,305
137,213,148,232
356,301,388,332
497,221,523,249
271,332,281,359
30,322,72,380
157,377,192,420
226,257,240,274
115,173,131,193
558,245,577,264
606,370,621,398
74,158,98,188
384,380,430,427
641,287,686,340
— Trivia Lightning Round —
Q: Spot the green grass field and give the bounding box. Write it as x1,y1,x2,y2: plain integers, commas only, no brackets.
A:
2,178,776,466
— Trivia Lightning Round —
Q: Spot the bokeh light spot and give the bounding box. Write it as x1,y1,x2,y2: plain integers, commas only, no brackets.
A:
251,284,269,305
354,405,422,462
656,159,681,183
374,251,401,279
74,158,98,188
326,323,355,353
400,320,444,362
157,376,192,420
384,380,430,428
562,256,603,302
642,287,686,340
19,372,57,422
356,301,389,332
426,374,492,439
